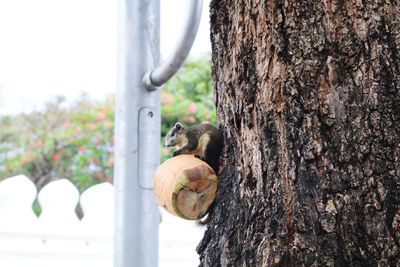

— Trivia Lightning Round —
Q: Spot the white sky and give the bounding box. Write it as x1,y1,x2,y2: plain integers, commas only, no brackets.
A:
0,0,211,114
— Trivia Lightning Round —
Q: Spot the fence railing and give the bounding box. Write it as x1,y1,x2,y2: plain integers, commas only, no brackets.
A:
0,175,203,267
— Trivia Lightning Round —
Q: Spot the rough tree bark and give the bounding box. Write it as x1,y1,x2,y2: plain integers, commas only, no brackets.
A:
198,1,400,266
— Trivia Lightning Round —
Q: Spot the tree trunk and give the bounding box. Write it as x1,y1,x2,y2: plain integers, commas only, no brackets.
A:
198,1,400,266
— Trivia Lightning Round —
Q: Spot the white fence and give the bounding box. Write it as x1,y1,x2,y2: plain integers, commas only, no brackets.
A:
0,175,204,267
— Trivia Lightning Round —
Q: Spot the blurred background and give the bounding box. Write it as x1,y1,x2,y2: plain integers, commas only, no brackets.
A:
0,1,214,266
0,0,215,192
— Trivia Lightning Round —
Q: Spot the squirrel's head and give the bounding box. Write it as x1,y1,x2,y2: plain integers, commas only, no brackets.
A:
165,122,185,147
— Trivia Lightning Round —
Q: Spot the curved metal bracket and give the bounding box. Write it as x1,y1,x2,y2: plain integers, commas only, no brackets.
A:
143,0,203,91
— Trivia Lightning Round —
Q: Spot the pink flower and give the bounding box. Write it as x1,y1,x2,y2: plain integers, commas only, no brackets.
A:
185,116,196,123
35,140,44,148
162,147,169,155
96,112,106,121
75,126,82,133
78,146,86,153
187,103,197,113
52,153,60,161
161,93,173,104
95,172,104,179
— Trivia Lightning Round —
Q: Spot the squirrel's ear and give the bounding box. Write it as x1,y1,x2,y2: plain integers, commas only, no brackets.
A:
175,122,184,130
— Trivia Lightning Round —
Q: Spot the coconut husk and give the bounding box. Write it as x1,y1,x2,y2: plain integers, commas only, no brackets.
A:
153,155,218,220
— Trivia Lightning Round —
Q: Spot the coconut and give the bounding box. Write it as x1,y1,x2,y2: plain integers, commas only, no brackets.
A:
153,155,218,220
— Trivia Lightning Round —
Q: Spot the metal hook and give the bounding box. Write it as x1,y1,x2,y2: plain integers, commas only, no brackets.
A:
143,0,203,91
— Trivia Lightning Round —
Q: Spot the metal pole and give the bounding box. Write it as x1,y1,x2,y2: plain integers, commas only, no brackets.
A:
114,0,160,266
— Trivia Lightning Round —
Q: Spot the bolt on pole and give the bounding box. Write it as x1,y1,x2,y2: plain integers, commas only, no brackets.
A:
114,0,160,266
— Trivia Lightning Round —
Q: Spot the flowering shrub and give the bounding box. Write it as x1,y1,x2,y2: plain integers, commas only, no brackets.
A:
0,57,216,191
0,96,115,191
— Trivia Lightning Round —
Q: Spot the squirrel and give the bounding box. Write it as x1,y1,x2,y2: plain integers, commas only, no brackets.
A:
165,122,223,173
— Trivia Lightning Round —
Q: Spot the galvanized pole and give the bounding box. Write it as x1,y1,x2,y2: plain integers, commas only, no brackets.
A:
114,0,203,266
114,0,160,266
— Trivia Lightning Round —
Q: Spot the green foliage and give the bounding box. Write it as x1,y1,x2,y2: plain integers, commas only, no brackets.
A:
0,57,215,191
0,96,115,191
